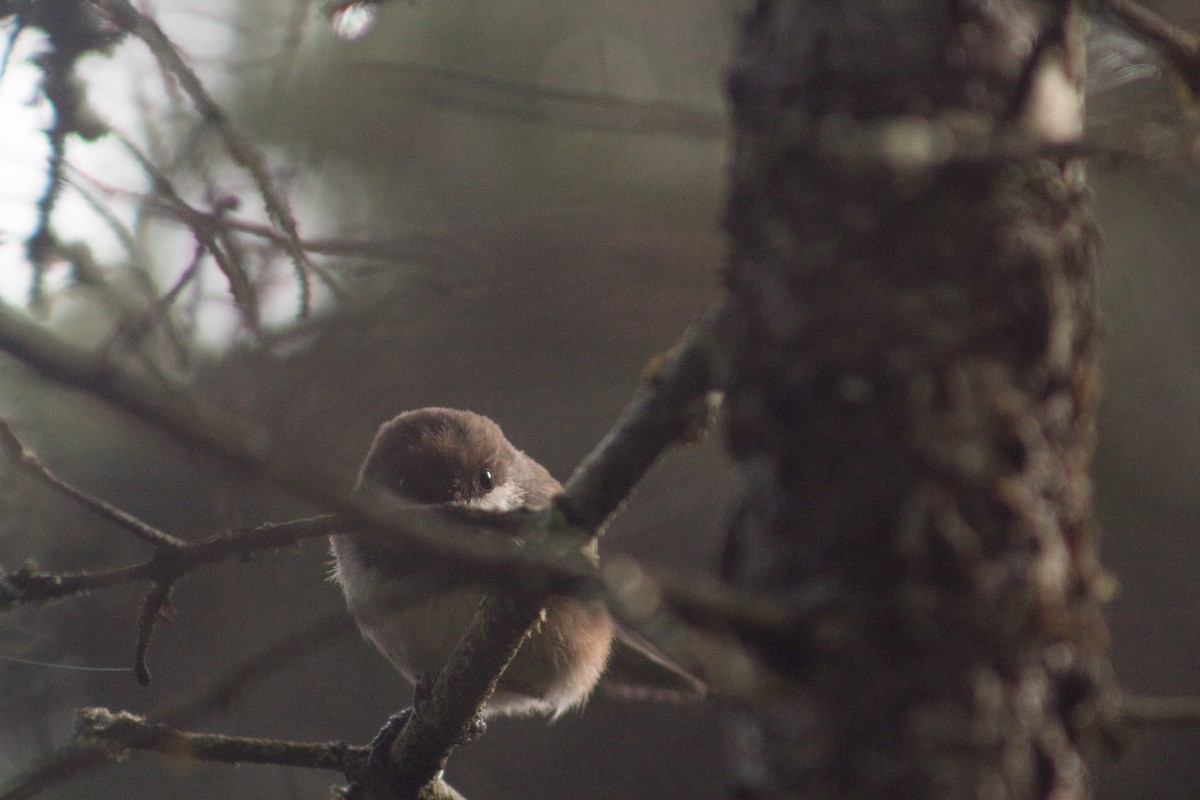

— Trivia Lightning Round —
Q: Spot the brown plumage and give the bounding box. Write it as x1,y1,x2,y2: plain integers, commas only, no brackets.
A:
330,408,703,718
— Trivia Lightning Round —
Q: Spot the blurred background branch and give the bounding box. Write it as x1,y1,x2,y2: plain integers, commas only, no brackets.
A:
1105,0,1200,96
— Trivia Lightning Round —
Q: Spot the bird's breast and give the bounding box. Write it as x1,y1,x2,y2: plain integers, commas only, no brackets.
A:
330,533,614,716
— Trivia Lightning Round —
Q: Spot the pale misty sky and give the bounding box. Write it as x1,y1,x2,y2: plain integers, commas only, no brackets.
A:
0,7,334,347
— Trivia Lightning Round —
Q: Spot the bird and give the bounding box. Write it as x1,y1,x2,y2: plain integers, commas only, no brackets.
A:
329,407,704,721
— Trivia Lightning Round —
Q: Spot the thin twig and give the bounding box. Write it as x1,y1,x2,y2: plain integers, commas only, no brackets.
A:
0,613,357,800
115,132,259,330
60,170,138,257
355,593,542,800
0,561,153,609
0,419,186,549
0,514,338,684
0,516,339,611
99,236,205,361
90,0,316,317
148,199,451,267
133,578,173,686
1121,695,1200,727
75,707,370,778
60,166,194,369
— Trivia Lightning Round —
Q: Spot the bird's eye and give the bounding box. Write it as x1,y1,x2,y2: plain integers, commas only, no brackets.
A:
479,468,495,492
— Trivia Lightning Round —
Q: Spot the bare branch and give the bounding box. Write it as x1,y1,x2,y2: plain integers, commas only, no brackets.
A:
89,0,316,317
0,514,337,681
133,579,173,686
150,203,350,285
1121,695,1200,727
71,705,467,800
0,418,186,549
0,561,151,609
147,200,457,271
75,707,370,778
353,594,544,800
98,235,205,362
558,301,725,532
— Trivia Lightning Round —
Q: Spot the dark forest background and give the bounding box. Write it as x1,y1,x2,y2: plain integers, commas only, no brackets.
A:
0,1,1197,798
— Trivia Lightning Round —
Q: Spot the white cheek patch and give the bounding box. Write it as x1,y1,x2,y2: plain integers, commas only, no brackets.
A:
464,480,524,512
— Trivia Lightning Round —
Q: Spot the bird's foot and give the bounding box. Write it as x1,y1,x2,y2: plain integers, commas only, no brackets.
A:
366,707,412,782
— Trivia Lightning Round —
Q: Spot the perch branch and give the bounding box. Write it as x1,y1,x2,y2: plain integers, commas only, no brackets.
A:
557,300,725,532
351,594,541,800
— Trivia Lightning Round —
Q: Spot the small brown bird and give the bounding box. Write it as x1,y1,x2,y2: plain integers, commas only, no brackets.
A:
330,407,702,719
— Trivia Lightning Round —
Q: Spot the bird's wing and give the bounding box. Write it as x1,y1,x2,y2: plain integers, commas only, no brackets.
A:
599,624,707,702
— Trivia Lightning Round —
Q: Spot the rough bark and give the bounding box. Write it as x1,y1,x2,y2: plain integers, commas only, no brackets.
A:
719,2,1114,799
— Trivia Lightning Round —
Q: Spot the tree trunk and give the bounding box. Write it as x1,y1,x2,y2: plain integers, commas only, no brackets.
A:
719,3,1114,798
